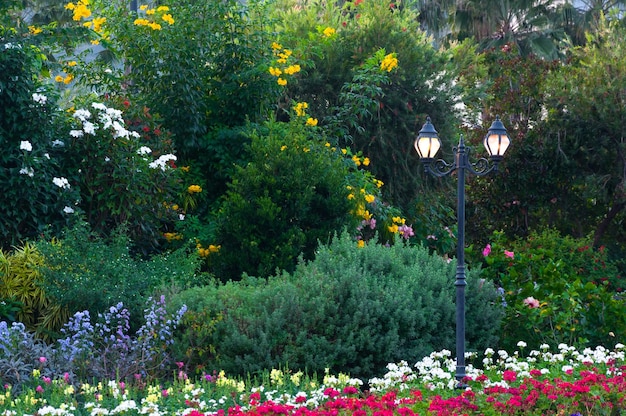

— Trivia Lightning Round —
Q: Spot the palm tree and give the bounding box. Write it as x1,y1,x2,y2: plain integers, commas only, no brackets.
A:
451,0,570,58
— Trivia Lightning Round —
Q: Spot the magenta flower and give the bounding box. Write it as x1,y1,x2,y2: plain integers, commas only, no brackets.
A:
482,244,492,257
36,385,44,393
39,356,47,364
504,250,515,259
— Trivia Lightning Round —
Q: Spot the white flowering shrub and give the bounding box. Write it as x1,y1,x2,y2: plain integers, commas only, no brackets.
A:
0,40,78,248
60,100,182,253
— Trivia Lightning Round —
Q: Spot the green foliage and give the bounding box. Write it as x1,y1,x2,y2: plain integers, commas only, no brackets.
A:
0,243,69,339
0,36,78,249
171,233,504,380
210,119,359,281
476,229,625,352
35,221,206,330
94,0,280,157
272,0,461,209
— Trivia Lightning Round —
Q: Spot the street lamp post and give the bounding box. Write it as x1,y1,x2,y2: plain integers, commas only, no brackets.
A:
414,116,511,385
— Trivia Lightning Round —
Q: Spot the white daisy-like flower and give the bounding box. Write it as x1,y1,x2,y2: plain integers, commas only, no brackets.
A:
63,206,75,214
70,130,83,138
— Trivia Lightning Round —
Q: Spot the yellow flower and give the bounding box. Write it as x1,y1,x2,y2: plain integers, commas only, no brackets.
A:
171,204,179,211
146,8,156,15
294,102,308,117
365,194,375,204
303,147,310,153
208,244,221,253
392,216,405,224
341,148,347,155
162,13,174,25
156,5,169,11
323,27,336,37
28,25,42,34
380,53,398,72
306,117,318,126
68,0,91,21
67,60,77,67
388,224,399,233
90,39,100,45
63,74,74,84
91,16,107,32
187,184,202,194
269,67,282,77
139,4,148,10
325,142,331,147
280,145,287,151
357,240,365,248
277,78,287,86
352,155,361,166
375,179,384,188
363,157,370,166
55,75,64,83
149,22,162,30
134,18,149,26
347,193,355,200
271,42,282,50
283,64,301,75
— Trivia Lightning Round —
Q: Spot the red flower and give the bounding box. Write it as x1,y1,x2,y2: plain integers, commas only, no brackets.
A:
503,370,517,382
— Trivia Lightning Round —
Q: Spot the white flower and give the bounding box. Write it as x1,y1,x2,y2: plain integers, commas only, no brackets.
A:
104,157,111,162
63,206,75,214
91,102,107,111
19,167,34,177
179,214,185,221
44,153,50,159
20,140,32,152
32,93,47,104
137,146,152,156
149,154,177,171
72,109,91,121
69,130,84,138
52,139,65,147
52,177,71,189
517,341,527,348
82,121,96,135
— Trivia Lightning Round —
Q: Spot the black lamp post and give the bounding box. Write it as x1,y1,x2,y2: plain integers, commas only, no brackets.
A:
414,116,511,385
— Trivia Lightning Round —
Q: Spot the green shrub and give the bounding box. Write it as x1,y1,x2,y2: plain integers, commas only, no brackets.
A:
171,233,504,380
476,229,625,351
209,119,359,281
0,35,78,249
36,221,207,331
0,243,69,339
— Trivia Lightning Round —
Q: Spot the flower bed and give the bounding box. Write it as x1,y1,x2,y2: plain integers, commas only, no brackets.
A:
1,343,625,415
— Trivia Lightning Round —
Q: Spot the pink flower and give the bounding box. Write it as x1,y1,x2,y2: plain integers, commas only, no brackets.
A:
36,385,44,393
504,250,515,259
523,296,540,308
39,356,47,364
503,370,517,382
482,244,492,257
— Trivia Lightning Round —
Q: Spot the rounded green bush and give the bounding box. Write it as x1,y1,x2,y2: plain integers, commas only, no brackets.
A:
172,233,504,380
